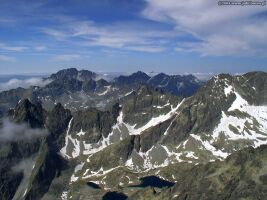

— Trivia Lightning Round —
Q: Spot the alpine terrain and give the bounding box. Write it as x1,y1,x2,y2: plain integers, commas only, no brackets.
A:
0,68,266,200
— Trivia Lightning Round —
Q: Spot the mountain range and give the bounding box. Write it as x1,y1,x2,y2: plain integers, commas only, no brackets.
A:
0,68,266,200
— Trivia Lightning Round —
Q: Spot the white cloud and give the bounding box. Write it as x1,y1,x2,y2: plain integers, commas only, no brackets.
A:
0,55,15,61
126,45,166,53
0,77,51,91
143,0,267,56
0,43,27,52
34,45,47,51
41,28,69,40
0,118,49,142
12,158,35,173
53,54,81,61
42,19,177,53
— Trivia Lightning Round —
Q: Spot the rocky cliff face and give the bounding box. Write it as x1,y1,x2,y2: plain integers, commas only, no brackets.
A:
0,99,46,199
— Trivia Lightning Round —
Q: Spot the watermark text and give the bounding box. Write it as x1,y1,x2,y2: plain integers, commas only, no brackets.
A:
218,0,266,6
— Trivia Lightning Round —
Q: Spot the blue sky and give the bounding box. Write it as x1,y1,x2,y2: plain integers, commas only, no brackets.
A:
0,0,267,75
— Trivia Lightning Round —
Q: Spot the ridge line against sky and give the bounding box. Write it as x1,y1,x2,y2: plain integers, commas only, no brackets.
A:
0,0,267,74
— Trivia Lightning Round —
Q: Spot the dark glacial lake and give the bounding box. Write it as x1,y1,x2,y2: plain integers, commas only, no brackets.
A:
130,175,175,188
102,192,127,200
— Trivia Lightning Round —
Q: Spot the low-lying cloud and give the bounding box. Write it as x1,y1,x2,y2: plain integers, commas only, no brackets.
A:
11,157,36,199
0,77,51,91
12,158,35,174
95,73,116,82
0,119,49,142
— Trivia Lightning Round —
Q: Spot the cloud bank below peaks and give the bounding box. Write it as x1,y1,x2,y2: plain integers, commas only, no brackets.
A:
0,77,51,91
0,118,49,142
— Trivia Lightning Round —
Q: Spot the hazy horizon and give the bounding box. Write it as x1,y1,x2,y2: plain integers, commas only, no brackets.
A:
0,0,267,74
0,67,266,76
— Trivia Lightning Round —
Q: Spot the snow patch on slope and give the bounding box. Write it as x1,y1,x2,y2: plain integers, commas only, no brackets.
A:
153,102,170,109
125,99,185,135
82,111,125,157
124,90,134,96
124,145,184,171
213,83,267,147
178,83,267,162
224,84,233,96
82,166,121,179
70,162,85,183
60,110,127,159
190,134,229,159
60,118,74,159
61,98,185,161
61,191,68,200
97,86,111,96
212,108,267,148
228,91,248,111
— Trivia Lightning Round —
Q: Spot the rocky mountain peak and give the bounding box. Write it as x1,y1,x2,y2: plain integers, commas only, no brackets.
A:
50,68,79,80
114,71,150,86
11,99,45,128
50,68,96,81
78,69,96,81
148,73,202,97
133,71,150,78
